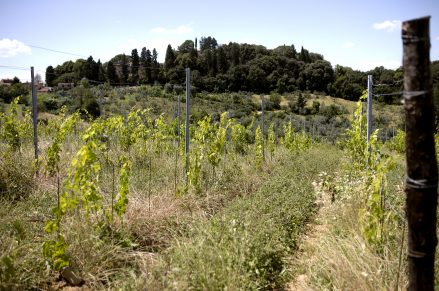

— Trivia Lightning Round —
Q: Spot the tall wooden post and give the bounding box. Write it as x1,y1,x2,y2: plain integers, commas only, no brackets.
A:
185,69,190,185
31,67,39,176
261,95,265,160
177,95,181,143
367,75,373,143
402,16,437,291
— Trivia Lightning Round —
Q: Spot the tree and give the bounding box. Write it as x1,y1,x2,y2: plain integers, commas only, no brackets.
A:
199,36,218,51
35,73,43,84
248,64,266,92
74,59,87,82
164,44,176,71
216,46,228,74
120,54,128,83
291,44,297,59
107,61,118,84
229,42,241,66
46,66,56,87
273,45,294,58
205,49,217,76
85,56,98,80
0,82,29,103
97,59,106,82
12,76,20,84
130,49,139,84
311,101,320,114
151,48,159,82
178,40,195,53
296,93,306,113
140,47,147,83
299,46,311,63
270,93,281,110
302,60,334,93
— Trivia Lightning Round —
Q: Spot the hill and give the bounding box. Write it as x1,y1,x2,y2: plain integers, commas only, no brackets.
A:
42,37,409,104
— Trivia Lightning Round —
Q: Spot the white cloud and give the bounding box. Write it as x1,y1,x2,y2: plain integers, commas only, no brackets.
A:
0,39,31,58
150,25,193,34
342,42,355,48
373,20,401,32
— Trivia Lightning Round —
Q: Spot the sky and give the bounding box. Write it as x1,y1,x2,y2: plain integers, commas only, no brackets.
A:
1,0,438,82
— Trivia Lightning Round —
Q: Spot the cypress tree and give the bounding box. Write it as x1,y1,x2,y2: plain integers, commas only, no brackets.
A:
131,49,140,84
45,66,55,87
164,44,175,71
107,61,118,84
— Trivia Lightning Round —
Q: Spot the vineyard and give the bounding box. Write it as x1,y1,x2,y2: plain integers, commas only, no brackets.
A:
0,85,437,290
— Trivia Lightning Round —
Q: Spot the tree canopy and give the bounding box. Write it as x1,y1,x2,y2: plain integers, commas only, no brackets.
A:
40,36,419,105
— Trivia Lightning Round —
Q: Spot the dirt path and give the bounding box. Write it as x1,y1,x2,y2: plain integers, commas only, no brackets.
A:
287,178,332,291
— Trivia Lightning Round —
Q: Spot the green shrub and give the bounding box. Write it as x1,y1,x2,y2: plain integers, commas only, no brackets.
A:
0,150,35,200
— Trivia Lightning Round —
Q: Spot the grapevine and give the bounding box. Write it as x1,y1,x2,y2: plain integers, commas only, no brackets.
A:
267,123,276,159
0,97,31,151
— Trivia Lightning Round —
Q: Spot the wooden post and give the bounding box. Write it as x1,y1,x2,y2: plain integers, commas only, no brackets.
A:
185,69,190,185
367,75,373,143
174,95,181,193
261,95,265,160
402,16,437,291
177,95,181,143
31,67,39,176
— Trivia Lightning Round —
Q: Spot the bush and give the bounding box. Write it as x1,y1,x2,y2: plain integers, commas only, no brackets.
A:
174,85,183,95
311,101,320,114
84,99,100,119
150,85,163,97
38,94,59,112
320,104,344,119
164,83,173,93
0,150,35,200
270,93,282,110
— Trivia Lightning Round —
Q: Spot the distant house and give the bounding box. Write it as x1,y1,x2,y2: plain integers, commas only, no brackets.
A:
58,83,74,90
23,81,43,90
35,82,43,90
38,87,53,93
0,79,12,86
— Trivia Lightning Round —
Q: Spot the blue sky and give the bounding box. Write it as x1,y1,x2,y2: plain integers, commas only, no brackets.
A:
1,0,438,82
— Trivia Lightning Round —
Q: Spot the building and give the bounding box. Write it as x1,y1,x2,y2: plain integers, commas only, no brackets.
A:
0,79,12,86
37,87,53,93
58,83,74,90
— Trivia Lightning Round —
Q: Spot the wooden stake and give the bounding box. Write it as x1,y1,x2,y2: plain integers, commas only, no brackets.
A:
402,16,437,291
31,67,39,176
185,69,190,186
261,95,265,160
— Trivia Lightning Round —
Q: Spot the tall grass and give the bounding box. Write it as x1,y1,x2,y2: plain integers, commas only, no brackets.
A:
156,146,341,290
300,158,411,290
